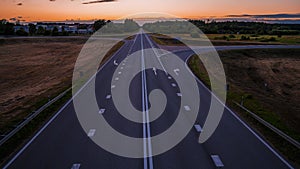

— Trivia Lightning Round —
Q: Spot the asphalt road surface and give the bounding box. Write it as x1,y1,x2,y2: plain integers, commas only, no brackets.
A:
3,32,296,169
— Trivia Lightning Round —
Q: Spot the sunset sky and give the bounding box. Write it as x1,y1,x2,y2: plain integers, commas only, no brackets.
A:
0,0,300,21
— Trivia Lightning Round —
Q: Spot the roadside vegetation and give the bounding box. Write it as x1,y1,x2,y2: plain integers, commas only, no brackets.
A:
188,49,300,167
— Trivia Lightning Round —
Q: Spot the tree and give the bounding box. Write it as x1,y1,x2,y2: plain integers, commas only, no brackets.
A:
37,26,45,35
0,19,14,35
51,27,58,36
28,23,36,35
94,19,106,31
16,27,28,36
124,19,139,32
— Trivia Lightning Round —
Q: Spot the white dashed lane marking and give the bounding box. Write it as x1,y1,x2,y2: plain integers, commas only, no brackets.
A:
118,72,122,74
111,85,116,89
113,60,118,66
194,124,202,132
211,155,224,167
168,76,172,79
174,68,180,76
87,129,96,137
171,83,176,87
115,77,119,81
184,105,191,111
177,93,182,97
152,67,157,76
99,109,105,114
106,95,111,99
71,163,81,169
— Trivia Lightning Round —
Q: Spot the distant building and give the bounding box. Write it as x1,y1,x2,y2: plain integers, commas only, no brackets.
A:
64,25,77,33
14,22,94,34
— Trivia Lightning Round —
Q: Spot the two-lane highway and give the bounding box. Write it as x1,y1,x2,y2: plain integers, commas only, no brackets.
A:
3,32,294,169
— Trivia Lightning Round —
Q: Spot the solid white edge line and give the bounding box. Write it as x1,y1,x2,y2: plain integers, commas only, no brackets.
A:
184,54,294,169
2,38,128,169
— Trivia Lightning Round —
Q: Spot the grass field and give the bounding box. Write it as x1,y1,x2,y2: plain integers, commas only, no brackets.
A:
150,33,300,45
188,48,300,167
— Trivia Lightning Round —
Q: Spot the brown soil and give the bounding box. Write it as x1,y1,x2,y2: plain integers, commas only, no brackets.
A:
0,38,87,134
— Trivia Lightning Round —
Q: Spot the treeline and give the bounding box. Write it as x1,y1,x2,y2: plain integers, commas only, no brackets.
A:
189,20,300,35
0,19,140,36
97,19,140,34
0,19,15,35
143,20,300,35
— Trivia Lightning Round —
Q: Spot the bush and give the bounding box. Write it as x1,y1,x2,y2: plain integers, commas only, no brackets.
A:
43,30,51,36
229,34,236,38
16,29,28,36
240,35,250,40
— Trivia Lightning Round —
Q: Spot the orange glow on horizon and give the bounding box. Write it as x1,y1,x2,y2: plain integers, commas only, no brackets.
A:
0,0,300,22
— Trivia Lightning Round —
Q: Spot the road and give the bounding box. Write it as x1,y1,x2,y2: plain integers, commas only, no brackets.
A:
3,32,296,169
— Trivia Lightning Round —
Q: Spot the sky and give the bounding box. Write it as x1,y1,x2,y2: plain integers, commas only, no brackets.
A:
0,0,300,22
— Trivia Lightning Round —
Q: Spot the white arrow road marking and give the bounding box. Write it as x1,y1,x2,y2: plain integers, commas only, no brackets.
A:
71,163,81,169
113,60,118,66
106,95,111,99
87,129,96,137
211,155,224,167
194,124,202,132
171,83,176,87
152,67,157,75
177,93,182,97
174,68,180,76
184,105,191,111
99,109,106,114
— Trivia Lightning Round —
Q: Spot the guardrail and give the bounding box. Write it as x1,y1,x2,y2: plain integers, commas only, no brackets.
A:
0,87,72,146
234,101,300,149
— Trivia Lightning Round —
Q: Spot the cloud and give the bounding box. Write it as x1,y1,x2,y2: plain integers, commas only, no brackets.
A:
82,0,116,4
226,13,300,19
